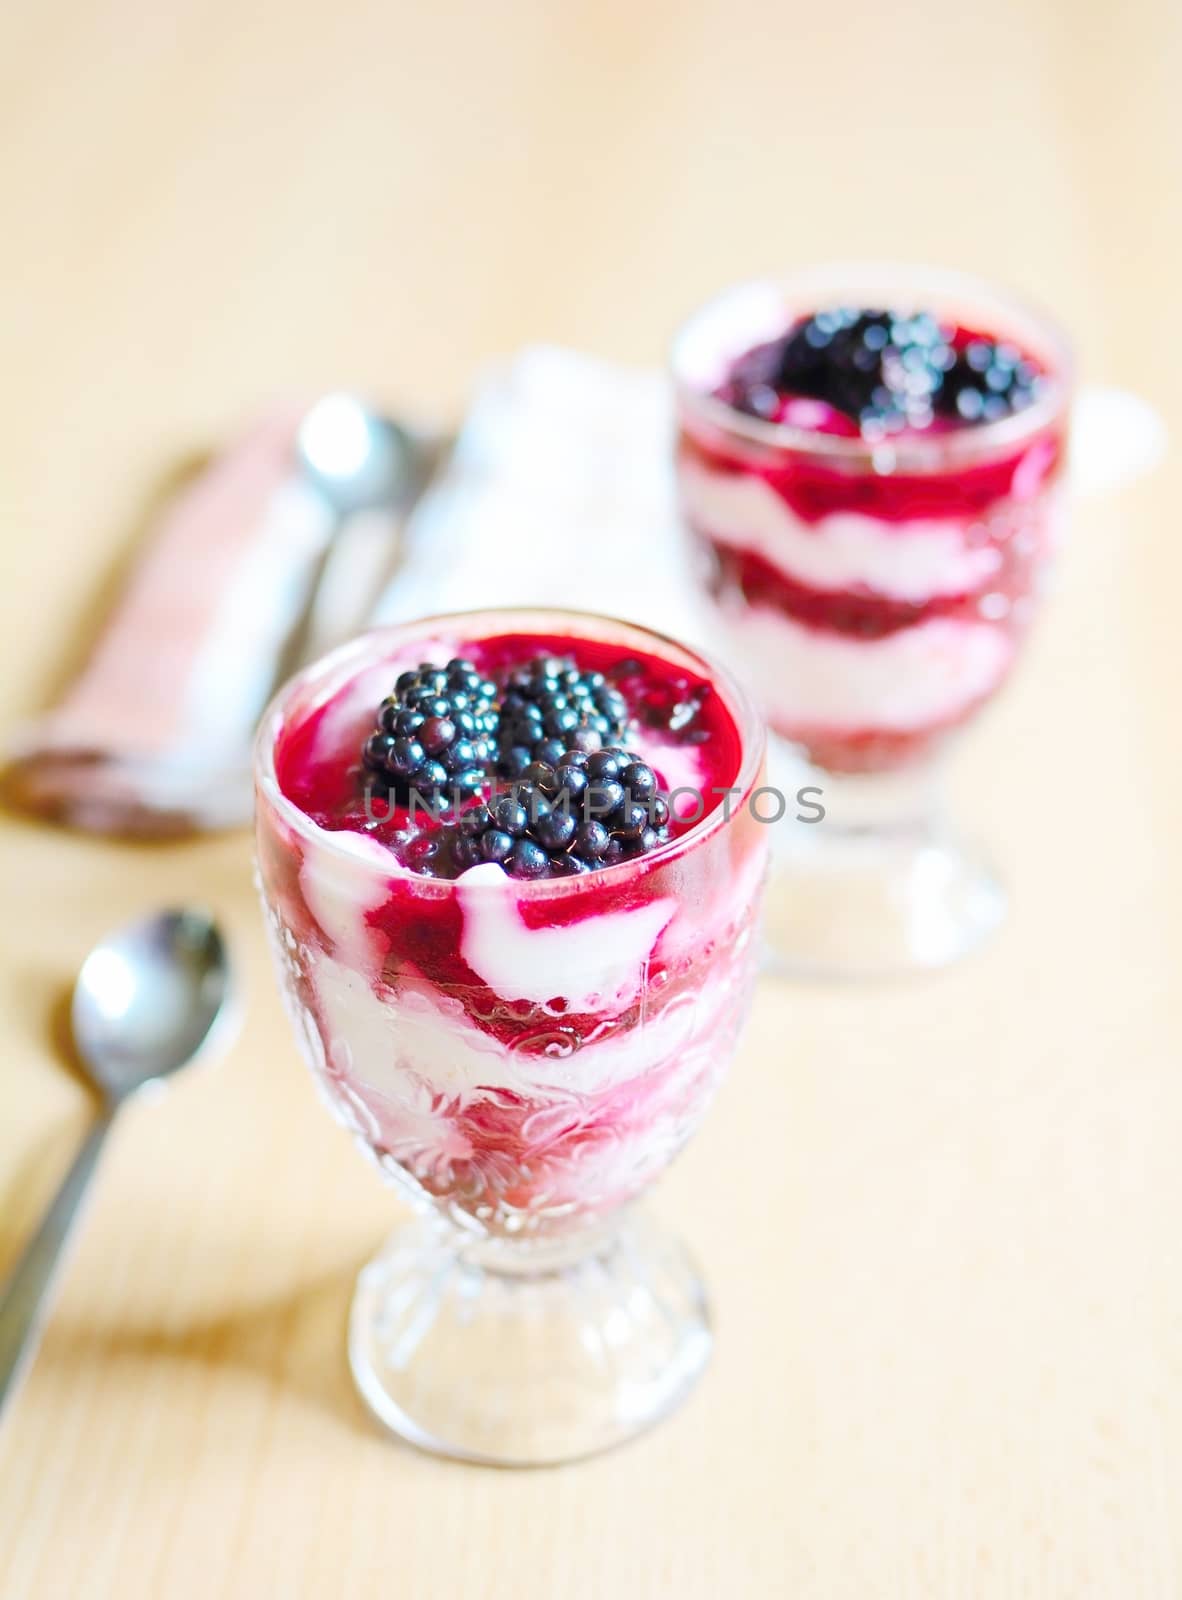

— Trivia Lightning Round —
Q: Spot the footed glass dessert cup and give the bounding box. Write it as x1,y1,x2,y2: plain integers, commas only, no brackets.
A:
254,609,766,1463
672,265,1073,975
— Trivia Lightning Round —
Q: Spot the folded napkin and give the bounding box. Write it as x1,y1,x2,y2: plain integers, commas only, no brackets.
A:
374,346,709,644
4,406,408,835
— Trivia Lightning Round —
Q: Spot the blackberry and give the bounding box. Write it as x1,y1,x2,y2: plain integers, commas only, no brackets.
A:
573,748,672,863
781,309,898,417
362,658,498,802
495,655,628,773
935,339,1045,424
720,307,958,436
454,743,672,879
361,654,679,880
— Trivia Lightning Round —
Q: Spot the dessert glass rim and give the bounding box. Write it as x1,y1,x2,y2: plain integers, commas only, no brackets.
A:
669,260,1074,472
254,605,766,897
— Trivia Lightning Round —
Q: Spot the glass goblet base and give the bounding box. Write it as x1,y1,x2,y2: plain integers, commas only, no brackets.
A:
348,1210,712,1467
763,743,1006,978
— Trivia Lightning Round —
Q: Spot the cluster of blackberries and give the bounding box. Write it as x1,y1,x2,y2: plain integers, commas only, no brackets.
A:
786,309,951,434
362,658,498,801
452,746,670,880
722,308,1044,436
497,656,628,776
360,654,678,878
937,338,1044,424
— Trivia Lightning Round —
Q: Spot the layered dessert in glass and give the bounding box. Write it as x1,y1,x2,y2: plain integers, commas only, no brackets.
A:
672,267,1072,972
254,608,766,1462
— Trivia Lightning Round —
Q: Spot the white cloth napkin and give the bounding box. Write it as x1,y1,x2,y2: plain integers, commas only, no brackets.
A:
374,346,710,646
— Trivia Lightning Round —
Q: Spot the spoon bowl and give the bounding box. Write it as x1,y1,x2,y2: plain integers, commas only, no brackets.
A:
71,908,233,1105
295,394,419,519
264,395,436,703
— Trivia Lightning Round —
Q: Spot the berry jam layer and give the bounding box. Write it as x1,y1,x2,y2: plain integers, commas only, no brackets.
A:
256,616,767,1236
673,280,1069,772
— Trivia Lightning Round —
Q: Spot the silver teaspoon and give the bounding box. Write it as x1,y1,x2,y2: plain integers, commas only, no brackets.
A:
0,908,236,1415
269,395,440,692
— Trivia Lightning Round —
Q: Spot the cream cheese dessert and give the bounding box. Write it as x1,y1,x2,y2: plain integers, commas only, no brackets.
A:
255,610,767,1240
672,271,1072,772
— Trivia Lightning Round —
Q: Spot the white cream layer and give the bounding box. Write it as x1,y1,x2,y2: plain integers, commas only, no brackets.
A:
681,456,1002,603
298,837,677,1017
718,597,1013,734
307,943,734,1107
456,862,676,1010
299,830,394,977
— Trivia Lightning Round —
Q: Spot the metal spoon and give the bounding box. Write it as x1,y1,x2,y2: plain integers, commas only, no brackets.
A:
270,395,441,692
0,908,235,1413
129,399,440,831
296,393,423,520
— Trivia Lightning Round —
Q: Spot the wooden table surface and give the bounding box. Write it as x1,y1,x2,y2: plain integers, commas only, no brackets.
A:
2,1,1181,1594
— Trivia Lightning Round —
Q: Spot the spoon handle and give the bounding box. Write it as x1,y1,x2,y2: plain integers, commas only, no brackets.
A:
0,1113,113,1416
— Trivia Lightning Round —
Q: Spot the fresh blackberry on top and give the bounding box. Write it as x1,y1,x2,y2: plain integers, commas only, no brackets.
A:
717,306,1045,437
348,635,737,881
361,657,498,802
495,654,628,775
458,743,670,879
935,337,1045,423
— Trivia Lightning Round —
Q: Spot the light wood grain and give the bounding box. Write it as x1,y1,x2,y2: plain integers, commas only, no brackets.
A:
2,1,1181,1595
